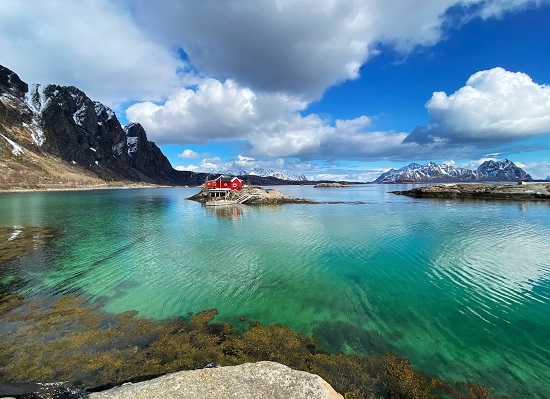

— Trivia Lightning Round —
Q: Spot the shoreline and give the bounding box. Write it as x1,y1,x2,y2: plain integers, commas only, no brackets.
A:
0,183,179,194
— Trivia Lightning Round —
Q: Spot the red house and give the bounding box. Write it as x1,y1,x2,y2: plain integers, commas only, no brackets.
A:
205,175,244,190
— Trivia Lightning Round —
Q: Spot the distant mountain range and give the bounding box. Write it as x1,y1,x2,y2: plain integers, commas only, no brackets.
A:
374,160,532,183
225,168,308,181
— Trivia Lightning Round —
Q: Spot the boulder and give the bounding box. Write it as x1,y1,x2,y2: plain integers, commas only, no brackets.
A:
86,361,343,399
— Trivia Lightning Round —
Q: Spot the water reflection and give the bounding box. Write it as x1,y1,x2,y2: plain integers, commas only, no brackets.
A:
205,205,243,221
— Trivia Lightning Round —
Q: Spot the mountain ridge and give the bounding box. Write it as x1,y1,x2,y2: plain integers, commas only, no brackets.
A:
374,160,531,183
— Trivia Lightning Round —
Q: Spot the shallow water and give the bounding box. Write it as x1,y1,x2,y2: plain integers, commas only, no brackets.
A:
1,185,549,398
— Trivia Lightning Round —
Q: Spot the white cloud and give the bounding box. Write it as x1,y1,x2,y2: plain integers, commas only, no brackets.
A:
175,164,200,172
518,161,550,180
0,0,182,105
405,67,550,145
127,77,424,160
177,149,200,159
174,153,321,176
131,0,547,98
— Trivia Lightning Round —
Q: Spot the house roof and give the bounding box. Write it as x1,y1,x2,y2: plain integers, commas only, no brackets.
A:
215,175,241,183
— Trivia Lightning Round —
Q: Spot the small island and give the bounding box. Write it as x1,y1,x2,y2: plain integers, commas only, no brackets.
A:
392,183,550,201
314,182,351,188
188,175,315,205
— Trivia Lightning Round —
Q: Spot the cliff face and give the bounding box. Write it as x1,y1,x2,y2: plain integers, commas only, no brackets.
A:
0,64,214,188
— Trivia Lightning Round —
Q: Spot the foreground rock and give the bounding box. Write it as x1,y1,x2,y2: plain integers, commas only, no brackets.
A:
86,362,343,399
392,183,550,201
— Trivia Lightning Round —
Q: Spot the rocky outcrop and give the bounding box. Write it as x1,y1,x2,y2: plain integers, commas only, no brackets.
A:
86,362,343,399
392,183,550,201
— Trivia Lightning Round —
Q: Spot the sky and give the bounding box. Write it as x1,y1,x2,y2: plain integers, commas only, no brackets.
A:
1,0,550,181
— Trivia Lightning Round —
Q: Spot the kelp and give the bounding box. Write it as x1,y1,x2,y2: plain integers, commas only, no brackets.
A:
0,294,501,399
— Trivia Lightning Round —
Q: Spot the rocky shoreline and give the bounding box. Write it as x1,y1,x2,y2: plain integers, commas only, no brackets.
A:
392,183,550,201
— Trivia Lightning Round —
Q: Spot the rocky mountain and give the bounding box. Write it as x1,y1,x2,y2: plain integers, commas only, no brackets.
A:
226,168,308,181
374,160,532,183
1,64,294,189
476,159,531,181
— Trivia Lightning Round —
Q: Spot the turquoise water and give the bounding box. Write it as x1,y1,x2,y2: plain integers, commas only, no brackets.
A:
1,185,549,398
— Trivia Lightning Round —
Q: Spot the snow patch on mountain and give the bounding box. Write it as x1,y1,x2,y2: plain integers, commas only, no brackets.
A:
1,133,24,156
25,84,52,115
127,136,139,155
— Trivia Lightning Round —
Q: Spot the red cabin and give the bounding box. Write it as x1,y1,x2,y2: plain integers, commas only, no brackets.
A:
205,175,244,190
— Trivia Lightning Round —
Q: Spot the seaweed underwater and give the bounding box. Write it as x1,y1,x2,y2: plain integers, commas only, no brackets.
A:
0,293,504,399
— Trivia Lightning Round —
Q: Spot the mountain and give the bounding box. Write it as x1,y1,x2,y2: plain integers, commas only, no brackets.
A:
374,160,531,183
226,168,308,181
476,159,531,181
374,162,478,183
1,65,298,189
545,176,550,181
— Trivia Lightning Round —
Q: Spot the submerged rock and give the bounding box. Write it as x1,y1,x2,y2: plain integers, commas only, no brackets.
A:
86,362,343,399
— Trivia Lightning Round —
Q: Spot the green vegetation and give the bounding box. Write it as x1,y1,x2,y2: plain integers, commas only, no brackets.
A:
0,294,505,398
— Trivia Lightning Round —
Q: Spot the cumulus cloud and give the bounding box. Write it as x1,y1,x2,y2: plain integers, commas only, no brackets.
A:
0,0,182,105
405,67,550,145
177,149,200,159
127,76,428,160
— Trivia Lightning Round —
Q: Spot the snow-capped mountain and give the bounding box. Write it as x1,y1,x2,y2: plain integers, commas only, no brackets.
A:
476,159,531,181
225,168,308,181
545,175,550,181
374,160,531,183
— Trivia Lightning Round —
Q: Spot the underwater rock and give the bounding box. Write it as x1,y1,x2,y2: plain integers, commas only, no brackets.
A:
86,361,343,399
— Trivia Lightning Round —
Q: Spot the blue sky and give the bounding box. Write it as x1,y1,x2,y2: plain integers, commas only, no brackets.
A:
1,0,550,180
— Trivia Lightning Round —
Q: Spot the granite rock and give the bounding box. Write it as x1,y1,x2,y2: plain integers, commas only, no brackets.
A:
86,362,343,399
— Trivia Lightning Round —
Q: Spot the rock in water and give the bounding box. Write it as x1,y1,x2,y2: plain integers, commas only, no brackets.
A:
86,361,343,399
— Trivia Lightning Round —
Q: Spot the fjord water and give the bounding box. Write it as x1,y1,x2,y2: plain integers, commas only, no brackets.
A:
1,185,549,398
